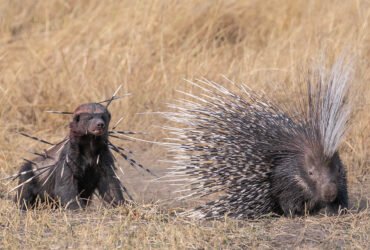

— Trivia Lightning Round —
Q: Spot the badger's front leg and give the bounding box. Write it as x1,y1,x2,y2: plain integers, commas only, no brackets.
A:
14,161,40,210
95,153,124,206
53,163,85,209
97,166,125,206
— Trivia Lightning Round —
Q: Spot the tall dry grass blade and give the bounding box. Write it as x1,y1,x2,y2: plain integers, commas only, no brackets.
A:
105,85,123,108
99,94,131,104
112,117,124,130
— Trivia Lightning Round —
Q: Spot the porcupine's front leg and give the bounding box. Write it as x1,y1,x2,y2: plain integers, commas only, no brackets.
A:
278,196,302,217
326,194,348,215
327,171,348,215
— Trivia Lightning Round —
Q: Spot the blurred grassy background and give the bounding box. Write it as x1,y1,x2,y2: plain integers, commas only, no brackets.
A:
0,0,369,248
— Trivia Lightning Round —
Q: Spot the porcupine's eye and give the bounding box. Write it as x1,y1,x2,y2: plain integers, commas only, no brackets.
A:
308,168,314,176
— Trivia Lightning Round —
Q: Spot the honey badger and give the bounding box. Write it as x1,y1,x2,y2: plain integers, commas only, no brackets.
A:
15,103,126,209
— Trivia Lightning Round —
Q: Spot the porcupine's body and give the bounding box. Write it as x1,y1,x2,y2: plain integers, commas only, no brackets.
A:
165,59,352,219
14,103,125,209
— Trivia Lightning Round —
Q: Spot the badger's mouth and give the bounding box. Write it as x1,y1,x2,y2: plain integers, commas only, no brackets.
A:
89,128,105,136
91,129,104,136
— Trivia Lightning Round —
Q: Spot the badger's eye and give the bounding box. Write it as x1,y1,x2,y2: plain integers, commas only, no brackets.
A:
74,115,80,122
308,170,313,176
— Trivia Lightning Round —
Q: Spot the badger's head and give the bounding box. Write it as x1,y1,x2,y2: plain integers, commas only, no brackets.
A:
69,103,111,138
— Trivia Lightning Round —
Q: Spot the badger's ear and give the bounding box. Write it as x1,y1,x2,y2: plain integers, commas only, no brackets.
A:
69,117,78,128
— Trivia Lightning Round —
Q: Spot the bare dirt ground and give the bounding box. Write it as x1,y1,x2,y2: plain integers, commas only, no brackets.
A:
0,0,369,249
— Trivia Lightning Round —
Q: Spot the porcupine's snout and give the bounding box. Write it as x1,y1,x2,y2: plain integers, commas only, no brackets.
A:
321,182,338,203
88,118,106,136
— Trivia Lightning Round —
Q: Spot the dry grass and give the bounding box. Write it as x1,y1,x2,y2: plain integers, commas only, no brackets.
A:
0,0,369,249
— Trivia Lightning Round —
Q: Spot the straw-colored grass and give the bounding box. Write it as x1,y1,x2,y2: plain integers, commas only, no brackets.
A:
0,0,369,249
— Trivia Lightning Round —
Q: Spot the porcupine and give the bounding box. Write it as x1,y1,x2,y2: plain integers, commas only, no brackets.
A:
11,97,154,210
164,58,352,219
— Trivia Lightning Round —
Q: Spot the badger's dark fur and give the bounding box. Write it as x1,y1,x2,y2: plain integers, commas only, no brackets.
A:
165,58,352,219
14,103,125,209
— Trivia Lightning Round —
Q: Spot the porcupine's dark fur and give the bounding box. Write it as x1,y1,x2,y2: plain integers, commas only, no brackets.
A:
164,58,352,219
11,98,154,210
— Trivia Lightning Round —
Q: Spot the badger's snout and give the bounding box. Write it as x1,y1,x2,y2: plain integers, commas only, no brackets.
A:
88,118,107,136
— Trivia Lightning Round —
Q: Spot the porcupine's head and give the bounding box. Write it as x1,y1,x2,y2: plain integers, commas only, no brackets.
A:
273,139,348,217
69,103,111,138
301,146,344,204
271,58,351,215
